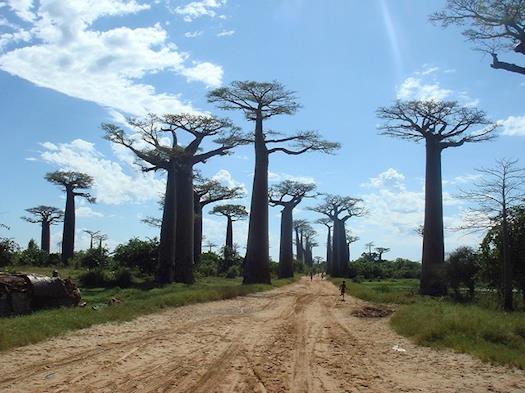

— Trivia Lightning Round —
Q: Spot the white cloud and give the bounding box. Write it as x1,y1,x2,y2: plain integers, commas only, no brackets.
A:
499,115,525,136
39,138,165,205
268,171,316,184
361,168,405,190
0,0,223,116
180,61,223,87
3,0,35,22
76,206,104,218
184,30,203,38
397,77,451,101
217,29,234,37
212,169,246,193
174,0,226,22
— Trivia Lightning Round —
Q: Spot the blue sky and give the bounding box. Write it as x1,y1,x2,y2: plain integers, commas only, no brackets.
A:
0,0,523,261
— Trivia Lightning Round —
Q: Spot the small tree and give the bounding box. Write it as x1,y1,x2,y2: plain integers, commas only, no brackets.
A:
104,114,247,284
431,0,525,75
269,180,316,278
21,206,63,253
210,204,248,272
83,230,100,249
45,171,95,263
209,81,339,284
446,246,480,300
459,158,525,310
375,247,391,262
310,194,366,277
377,100,497,296
194,176,244,265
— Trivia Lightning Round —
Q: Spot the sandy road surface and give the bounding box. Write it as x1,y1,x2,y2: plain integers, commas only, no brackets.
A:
1,277,524,393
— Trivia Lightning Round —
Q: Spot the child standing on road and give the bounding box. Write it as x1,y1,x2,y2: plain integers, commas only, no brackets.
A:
339,280,346,301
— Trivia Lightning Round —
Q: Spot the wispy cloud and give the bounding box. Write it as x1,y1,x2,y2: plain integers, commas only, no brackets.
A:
173,0,226,22
217,29,235,37
499,115,525,136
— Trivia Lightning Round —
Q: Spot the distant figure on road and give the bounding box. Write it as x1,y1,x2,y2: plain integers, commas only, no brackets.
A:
310,271,313,281
339,280,346,301
321,272,325,280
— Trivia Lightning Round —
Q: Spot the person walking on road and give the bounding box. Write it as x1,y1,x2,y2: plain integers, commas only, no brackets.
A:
339,280,346,301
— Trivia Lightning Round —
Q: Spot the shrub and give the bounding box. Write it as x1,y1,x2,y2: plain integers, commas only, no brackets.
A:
446,246,480,300
78,269,111,287
113,237,159,274
225,265,240,278
114,268,134,288
0,238,19,267
79,248,110,269
18,239,49,266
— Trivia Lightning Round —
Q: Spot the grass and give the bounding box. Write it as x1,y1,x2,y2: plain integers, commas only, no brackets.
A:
330,277,525,369
0,269,297,352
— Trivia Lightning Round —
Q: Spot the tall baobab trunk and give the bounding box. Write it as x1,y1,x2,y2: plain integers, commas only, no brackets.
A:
332,220,348,277
421,140,446,296
61,188,75,263
326,226,332,274
244,114,271,284
156,167,177,284
225,216,233,251
41,220,51,254
501,207,513,311
278,207,294,278
174,165,195,284
295,227,303,262
194,196,203,265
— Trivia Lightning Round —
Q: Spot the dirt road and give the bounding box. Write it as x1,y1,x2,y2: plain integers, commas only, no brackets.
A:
1,277,524,393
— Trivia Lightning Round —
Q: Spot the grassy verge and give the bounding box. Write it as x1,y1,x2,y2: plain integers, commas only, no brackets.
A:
0,274,297,352
329,277,525,369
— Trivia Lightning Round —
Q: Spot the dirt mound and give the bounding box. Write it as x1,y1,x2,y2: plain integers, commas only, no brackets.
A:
351,305,393,318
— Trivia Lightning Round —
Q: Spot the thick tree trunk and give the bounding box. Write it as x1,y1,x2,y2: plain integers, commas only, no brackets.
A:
501,210,513,311
225,216,233,251
326,227,332,275
156,167,177,284
243,114,271,284
420,141,447,296
174,165,195,284
41,221,50,254
61,189,75,264
295,227,303,262
278,207,294,278
194,197,203,266
332,220,348,277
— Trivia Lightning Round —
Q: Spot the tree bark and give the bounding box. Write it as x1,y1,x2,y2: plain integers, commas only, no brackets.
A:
243,113,271,284
194,196,203,266
174,165,195,284
332,220,348,277
156,166,177,284
295,227,303,263
420,140,447,296
326,227,332,275
225,216,233,251
501,208,513,311
61,188,75,264
278,207,294,278
41,221,51,254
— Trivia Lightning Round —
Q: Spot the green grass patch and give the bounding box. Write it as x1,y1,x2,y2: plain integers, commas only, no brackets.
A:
0,274,297,352
329,277,525,369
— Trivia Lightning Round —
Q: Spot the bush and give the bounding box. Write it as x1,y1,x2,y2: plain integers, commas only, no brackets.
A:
446,246,480,300
225,265,240,278
197,252,220,276
113,237,159,275
0,238,19,267
18,239,49,266
78,248,110,269
114,268,134,288
78,269,111,287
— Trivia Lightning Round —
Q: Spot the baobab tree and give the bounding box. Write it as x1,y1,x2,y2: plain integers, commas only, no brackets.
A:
208,81,339,284
45,171,95,263
194,176,244,265
21,206,64,253
431,0,525,75
293,219,309,264
301,224,317,267
83,230,100,249
104,113,247,284
269,180,316,278
375,247,391,262
310,194,366,277
210,204,248,265
346,231,359,263
317,218,333,274
377,100,498,295
459,158,525,310
364,242,375,256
